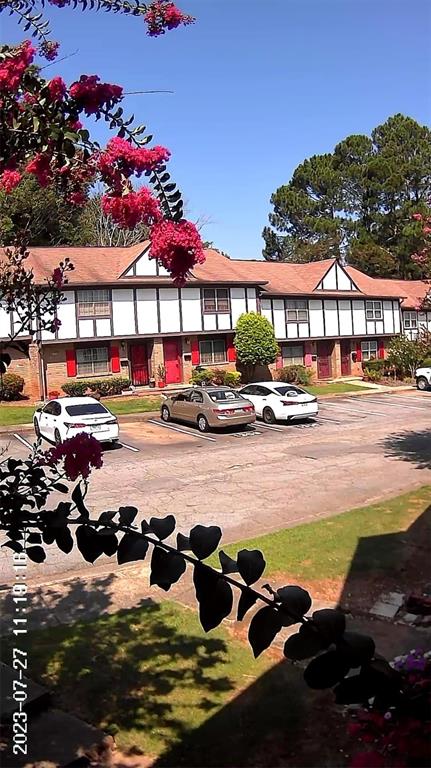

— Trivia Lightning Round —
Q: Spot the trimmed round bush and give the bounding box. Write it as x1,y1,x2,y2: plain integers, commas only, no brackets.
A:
0,372,25,401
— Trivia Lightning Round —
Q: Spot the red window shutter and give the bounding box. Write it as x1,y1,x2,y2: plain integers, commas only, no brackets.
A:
110,345,121,374
66,348,77,377
191,338,200,365
378,339,385,359
227,336,236,362
356,342,362,362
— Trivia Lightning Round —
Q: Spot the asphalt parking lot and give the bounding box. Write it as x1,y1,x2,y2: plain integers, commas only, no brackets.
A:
2,390,431,581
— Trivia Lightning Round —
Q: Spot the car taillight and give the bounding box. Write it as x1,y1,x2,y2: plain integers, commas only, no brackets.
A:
214,408,235,415
105,418,117,424
280,400,297,405
243,405,254,412
309,397,317,403
64,422,87,428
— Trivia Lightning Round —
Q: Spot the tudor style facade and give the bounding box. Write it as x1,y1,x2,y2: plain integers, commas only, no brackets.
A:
1,242,430,399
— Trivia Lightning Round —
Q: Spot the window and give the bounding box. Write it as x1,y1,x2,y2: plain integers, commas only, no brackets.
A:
207,389,243,402
44,401,61,415
273,385,303,396
365,300,383,320
281,344,304,366
65,403,108,416
199,338,227,364
286,300,308,323
404,311,418,330
76,347,109,376
188,391,204,403
361,340,378,361
203,289,230,314
77,289,110,317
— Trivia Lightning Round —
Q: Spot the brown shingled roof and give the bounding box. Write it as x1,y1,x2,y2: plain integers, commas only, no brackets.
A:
345,266,429,308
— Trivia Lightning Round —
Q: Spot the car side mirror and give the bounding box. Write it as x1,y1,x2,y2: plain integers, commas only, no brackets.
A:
36,406,42,412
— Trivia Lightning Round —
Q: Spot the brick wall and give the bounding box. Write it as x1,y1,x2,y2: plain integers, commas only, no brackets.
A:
1,343,41,400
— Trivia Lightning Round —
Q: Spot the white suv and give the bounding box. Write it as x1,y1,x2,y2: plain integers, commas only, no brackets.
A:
415,367,431,391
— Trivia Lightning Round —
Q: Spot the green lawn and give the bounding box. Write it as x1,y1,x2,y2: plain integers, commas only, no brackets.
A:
306,382,371,396
0,396,161,426
210,486,431,582
3,601,279,758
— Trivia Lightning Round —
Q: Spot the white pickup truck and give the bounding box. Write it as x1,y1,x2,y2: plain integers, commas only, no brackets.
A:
415,367,431,391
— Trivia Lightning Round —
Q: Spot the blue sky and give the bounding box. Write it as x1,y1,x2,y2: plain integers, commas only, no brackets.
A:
3,0,431,258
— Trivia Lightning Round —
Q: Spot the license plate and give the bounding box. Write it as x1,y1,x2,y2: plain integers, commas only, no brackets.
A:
91,425,105,432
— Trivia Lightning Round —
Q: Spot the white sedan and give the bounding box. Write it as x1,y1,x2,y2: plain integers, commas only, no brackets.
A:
34,396,119,445
238,382,318,424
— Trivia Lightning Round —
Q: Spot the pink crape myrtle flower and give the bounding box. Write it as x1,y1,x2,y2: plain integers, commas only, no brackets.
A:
0,170,21,193
47,433,103,481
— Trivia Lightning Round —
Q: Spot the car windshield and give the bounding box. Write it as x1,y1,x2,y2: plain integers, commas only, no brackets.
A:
273,385,304,396
207,390,244,402
65,403,109,416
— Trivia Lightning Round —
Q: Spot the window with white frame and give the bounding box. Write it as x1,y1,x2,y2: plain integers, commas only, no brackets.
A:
199,338,226,364
203,288,230,314
286,299,308,323
281,344,304,366
365,300,383,320
361,340,378,361
76,347,109,376
77,289,110,317
403,311,418,329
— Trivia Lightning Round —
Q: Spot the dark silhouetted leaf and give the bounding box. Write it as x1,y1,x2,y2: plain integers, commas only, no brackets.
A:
219,550,238,575
98,510,117,524
119,506,138,526
117,532,149,565
248,606,282,658
360,658,402,703
149,515,176,540
338,632,375,667
72,484,89,518
283,623,326,660
312,609,346,644
189,525,222,560
237,587,258,621
26,546,46,563
76,525,104,563
99,532,118,556
53,482,68,493
237,549,265,585
193,563,233,631
176,532,190,551
304,651,350,690
277,585,311,619
334,675,376,704
42,528,55,545
55,527,73,554
27,532,41,544
150,546,186,591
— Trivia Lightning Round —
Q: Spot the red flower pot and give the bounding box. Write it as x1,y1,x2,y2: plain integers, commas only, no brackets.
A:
158,380,166,389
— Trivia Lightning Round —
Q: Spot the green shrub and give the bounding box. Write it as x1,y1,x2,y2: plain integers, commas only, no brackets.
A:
276,365,312,386
234,313,279,381
190,368,214,386
0,372,25,401
223,370,241,387
362,359,385,373
62,377,130,397
420,358,431,367
363,369,381,383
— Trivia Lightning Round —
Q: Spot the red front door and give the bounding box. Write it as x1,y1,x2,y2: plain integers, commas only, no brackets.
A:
163,339,182,384
341,340,351,376
317,341,334,379
130,344,149,386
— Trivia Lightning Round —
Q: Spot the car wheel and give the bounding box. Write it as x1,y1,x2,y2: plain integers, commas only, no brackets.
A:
197,414,209,433
263,407,276,424
54,428,62,445
417,377,429,391
34,419,41,439
161,405,171,422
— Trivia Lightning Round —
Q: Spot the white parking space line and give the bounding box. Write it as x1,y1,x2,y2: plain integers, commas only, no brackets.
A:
381,394,431,406
254,422,285,432
13,433,33,450
315,414,344,424
148,419,217,442
358,397,431,412
118,441,140,452
320,402,386,417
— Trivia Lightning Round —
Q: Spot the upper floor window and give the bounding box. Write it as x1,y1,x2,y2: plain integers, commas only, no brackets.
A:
286,299,308,323
403,311,418,329
361,340,378,361
76,346,109,376
203,288,230,314
199,338,226,364
365,300,383,320
77,289,110,318
281,344,304,366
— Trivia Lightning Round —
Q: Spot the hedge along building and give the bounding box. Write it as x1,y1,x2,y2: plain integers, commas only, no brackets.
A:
0,242,430,400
